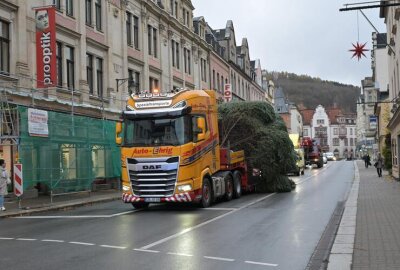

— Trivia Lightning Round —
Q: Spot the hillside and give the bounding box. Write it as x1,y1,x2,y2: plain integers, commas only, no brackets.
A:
267,71,360,113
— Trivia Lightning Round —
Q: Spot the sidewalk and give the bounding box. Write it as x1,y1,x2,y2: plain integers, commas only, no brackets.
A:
352,161,400,269
0,189,121,218
328,160,400,269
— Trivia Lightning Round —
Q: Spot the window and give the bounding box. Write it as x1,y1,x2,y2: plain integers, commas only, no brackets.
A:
149,77,159,92
95,0,102,31
170,0,174,15
126,12,132,46
56,42,63,86
148,25,158,57
96,57,103,97
87,54,93,94
171,40,180,69
66,46,75,90
183,48,191,74
0,20,10,73
344,138,348,146
201,58,207,82
85,0,92,25
350,128,353,135
128,69,140,94
333,138,339,146
217,73,220,92
182,8,190,26
317,119,324,125
133,16,139,49
303,129,308,136
175,1,178,18
66,0,73,16
54,0,61,10
350,138,354,146
333,128,338,135
212,70,215,89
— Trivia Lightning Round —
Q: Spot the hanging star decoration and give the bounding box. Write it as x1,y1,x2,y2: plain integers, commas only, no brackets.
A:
349,42,369,60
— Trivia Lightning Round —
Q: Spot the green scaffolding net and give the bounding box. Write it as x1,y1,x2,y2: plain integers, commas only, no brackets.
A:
18,106,121,194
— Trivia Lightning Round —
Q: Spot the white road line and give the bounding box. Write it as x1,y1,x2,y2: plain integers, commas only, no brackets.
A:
110,210,139,217
133,249,160,253
204,256,235,262
100,245,127,250
202,207,237,211
167,252,193,257
13,215,109,219
16,238,37,241
245,261,278,267
41,239,65,243
140,193,276,250
0,237,14,240
69,241,95,246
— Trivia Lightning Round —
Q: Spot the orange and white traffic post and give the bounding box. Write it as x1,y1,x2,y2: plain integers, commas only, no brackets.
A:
13,164,23,208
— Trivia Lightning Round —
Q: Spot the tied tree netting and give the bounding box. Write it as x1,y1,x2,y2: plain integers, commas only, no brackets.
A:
218,101,296,192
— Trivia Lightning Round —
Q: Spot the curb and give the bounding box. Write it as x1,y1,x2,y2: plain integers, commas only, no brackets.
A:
0,194,121,218
327,160,359,270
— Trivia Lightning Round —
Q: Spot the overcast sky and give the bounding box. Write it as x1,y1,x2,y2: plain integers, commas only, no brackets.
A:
192,0,386,87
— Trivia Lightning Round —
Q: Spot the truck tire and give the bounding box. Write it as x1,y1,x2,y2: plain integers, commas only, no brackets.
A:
233,171,242,199
132,202,149,209
224,174,234,201
295,169,300,176
301,168,305,175
200,178,212,208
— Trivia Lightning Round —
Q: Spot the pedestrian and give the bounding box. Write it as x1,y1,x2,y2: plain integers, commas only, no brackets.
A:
374,153,384,177
0,159,11,211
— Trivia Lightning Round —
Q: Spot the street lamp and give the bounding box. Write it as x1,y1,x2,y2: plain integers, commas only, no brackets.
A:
116,78,138,95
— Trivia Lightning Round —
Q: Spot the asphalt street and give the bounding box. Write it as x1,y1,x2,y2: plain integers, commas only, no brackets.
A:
0,160,354,270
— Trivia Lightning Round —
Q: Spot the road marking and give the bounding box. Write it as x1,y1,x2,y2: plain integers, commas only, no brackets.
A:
133,249,160,253
69,241,95,246
42,239,65,243
202,207,237,211
167,252,193,257
16,238,37,241
0,237,14,240
14,215,110,219
245,261,278,267
100,245,127,250
204,256,235,262
296,162,333,185
139,193,276,250
110,210,139,217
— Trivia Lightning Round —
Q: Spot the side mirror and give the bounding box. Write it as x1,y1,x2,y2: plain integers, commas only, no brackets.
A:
116,122,123,145
196,117,206,141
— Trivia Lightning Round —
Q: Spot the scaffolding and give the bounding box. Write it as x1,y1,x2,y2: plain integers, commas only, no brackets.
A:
0,88,19,145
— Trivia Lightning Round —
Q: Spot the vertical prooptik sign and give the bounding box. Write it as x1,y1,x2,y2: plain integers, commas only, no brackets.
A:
35,7,56,88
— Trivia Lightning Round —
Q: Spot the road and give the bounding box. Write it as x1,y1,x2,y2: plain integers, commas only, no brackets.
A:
0,160,354,270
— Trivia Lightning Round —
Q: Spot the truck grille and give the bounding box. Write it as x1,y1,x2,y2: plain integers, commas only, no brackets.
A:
127,157,179,197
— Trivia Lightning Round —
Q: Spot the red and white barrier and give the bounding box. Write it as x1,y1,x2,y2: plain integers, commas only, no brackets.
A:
13,164,23,197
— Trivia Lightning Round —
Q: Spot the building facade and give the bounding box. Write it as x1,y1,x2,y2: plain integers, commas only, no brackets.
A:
0,0,268,194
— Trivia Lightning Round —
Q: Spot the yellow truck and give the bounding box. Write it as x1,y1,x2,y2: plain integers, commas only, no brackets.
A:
116,89,255,208
289,134,305,176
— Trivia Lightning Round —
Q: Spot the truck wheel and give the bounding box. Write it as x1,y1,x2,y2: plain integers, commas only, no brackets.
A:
233,171,242,198
132,203,149,209
295,169,300,176
201,178,212,208
301,168,305,175
224,174,234,201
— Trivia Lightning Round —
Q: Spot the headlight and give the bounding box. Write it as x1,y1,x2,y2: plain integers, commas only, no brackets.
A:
122,185,131,191
314,158,319,161
177,184,192,192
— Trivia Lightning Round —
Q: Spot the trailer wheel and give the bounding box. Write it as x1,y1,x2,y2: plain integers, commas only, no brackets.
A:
132,203,149,209
233,171,242,198
224,174,234,201
200,178,212,208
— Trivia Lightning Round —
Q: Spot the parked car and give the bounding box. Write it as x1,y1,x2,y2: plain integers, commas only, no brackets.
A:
326,152,336,161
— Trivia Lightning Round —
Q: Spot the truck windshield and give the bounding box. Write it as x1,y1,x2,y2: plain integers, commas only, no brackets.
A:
124,115,193,146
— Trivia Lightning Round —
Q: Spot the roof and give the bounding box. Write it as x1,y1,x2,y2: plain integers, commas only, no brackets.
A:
327,108,342,125
300,109,315,126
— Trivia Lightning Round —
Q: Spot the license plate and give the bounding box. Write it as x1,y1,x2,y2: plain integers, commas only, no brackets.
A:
145,198,161,203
